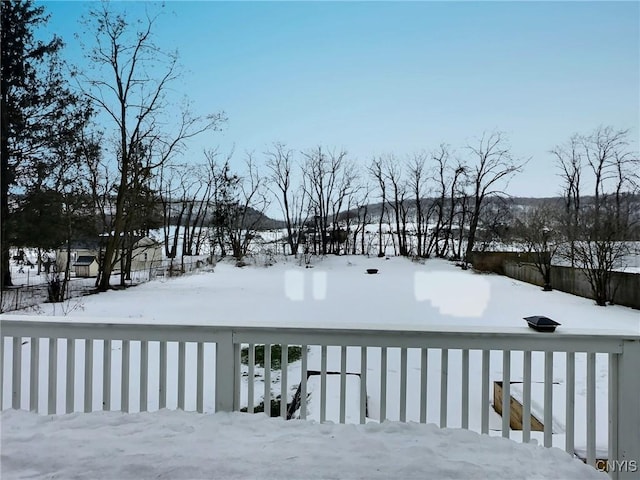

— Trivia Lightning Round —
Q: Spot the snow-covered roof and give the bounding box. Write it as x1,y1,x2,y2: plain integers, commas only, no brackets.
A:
73,255,97,266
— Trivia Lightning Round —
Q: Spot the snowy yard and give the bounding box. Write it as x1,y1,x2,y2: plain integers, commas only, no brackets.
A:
2,256,638,479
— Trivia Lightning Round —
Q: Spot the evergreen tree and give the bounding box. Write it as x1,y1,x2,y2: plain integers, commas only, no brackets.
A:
1,0,89,288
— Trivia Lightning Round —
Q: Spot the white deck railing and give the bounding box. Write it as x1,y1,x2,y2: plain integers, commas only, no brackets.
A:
1,315,638,479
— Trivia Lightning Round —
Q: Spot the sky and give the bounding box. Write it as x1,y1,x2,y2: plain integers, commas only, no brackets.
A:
37,0,639,199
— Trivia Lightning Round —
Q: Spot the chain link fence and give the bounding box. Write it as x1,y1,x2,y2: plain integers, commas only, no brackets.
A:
0,256,213,313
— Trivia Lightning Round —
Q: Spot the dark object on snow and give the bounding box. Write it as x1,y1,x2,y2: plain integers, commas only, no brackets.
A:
48,276,62,303
524,316,560,332
366,268,378,274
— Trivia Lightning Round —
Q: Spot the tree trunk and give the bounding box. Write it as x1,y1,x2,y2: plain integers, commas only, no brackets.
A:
464,197,482,263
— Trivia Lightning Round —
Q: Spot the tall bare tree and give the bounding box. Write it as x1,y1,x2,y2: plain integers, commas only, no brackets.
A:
430,145,451,257
156,162,193,278
350,185,372,255
407,152,429,257
78,3,223,290
226,155,270,261
369,157,388,257
384,157,410,256
441,162,467,258
464,131,526,263
303,147,353,255
552,134,582,267
179,162,216,258
265,143,307,256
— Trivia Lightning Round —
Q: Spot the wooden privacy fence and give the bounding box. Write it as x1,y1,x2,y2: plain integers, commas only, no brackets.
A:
1,315,638,479
503,262,640,310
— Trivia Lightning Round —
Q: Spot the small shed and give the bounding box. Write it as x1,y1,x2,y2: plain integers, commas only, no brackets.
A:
73,255,99,278
56,239,102,274
131,236,163,272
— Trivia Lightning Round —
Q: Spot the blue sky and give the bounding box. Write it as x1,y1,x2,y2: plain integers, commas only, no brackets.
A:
39,1,639,198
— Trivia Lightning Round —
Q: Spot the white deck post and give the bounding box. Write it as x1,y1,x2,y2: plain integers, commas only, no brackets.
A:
215,331,236,412
615,340,640,480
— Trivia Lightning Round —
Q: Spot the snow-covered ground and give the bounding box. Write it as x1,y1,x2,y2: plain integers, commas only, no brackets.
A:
2,255,638,479
23,255,639,329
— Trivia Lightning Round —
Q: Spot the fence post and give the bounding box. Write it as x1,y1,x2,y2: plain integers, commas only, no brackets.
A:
615,339,640,479
215,330,237,412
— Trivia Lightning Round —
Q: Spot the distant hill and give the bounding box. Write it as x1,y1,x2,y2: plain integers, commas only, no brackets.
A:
335,194,640,223
240,206,287,230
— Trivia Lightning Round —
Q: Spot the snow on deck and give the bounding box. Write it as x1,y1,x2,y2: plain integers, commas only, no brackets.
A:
0,409,607,479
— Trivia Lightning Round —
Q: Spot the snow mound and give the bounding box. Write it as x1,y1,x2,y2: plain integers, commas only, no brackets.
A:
1,409,606,479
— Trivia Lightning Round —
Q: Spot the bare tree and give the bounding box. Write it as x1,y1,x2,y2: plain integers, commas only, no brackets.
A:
430,146,451,257
572,216,634,306
514,204,561,291
154,163,202,276
226,154,270,261
454,192,470,261
265,143,307,256
407,152,429,258
464,131,526,263
369,157,388,257
329,161,356,255
474,197,514,251
157,164,188,260
180,162,216,258
555,127,639,306
441,162,467,258
78,3,223,290
350,185,372,255
383,157,410,256
612,150,639,235
303,147,353,255
552,134,582,267
191,160,220,257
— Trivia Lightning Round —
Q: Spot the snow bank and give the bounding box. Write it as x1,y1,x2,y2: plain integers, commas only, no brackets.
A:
0,409,606,479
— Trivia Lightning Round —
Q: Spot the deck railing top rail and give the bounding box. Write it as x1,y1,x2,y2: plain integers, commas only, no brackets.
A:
2,313,639,337
1,314,638,353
